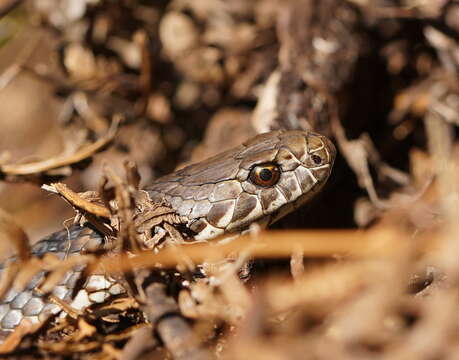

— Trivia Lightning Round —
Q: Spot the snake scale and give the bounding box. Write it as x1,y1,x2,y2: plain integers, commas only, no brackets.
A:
0,130,336,338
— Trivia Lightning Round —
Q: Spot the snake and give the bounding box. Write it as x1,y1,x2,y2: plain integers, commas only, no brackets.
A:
0,129,336,338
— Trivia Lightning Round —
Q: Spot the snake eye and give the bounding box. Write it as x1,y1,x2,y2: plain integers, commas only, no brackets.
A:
311,154,322,165
249,164,281,187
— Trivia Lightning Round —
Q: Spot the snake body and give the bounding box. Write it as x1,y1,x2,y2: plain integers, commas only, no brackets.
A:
0,130,335,336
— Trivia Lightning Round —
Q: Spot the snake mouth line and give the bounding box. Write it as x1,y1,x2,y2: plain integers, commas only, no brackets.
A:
268,165,332,227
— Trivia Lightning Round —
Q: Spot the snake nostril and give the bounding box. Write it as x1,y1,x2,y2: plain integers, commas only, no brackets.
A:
311,154,322,165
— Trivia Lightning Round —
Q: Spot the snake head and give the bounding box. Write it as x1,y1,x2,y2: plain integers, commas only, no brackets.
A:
147,130,336,241
230,130,336,229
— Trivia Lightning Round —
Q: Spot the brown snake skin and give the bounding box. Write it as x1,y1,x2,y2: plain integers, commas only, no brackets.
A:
0,130,336,337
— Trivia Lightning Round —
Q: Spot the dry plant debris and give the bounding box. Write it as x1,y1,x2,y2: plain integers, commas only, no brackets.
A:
0,0,459,359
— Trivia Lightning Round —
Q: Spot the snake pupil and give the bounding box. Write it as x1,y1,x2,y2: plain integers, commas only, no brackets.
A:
259,168,273,181
249,163,281,187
